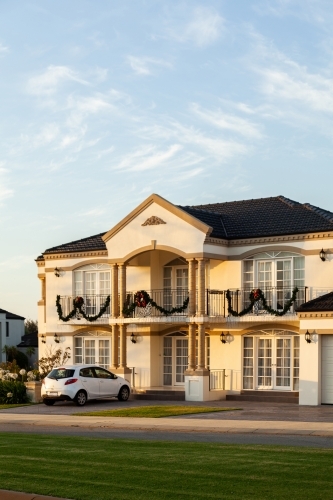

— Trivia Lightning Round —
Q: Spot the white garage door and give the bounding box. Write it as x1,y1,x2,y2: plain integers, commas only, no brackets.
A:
322,335,333,404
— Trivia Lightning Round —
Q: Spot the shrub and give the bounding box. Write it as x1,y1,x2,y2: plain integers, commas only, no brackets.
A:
0,380,30,404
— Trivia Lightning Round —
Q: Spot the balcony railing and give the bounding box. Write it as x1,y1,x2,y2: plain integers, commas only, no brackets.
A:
58,295,111,319
207,286,308,317
57,286,329,321
124,289,189,318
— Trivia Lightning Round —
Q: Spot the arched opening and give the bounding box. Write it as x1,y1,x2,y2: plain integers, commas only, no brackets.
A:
242,329,299,392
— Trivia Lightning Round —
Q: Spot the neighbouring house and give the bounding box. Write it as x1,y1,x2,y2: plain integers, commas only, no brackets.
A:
0,308,25,362
17,330,38,366
36,193,333,405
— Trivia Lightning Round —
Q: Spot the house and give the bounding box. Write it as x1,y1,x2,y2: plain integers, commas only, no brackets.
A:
36,193,333,405
0,308,25,362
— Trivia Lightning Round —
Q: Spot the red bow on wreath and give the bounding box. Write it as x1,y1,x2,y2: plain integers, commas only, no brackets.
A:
134,291,150,308
251,289,261,301
74,296,84,308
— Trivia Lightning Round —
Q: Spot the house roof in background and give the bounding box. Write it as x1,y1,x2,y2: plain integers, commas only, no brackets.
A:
296,292,333,312
0,308,25,320
17,332,38,348
39,195,333,255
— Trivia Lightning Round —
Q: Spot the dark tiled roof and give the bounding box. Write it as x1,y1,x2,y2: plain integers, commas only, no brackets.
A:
296,292,333,312
180,196,333,240
17,332,38,348
43,232,107,255
0,308,25,320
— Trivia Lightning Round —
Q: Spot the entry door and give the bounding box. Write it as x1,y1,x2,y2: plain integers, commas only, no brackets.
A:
163,337,188,386
257,337,291,390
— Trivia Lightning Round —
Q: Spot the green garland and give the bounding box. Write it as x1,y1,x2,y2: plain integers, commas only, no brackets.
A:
123,290,189,317
226,287,299,317
56,295,111,322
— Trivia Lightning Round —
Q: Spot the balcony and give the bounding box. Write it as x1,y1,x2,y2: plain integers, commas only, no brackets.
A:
207,286,308,317
58,295,110,320
57,286,327,322
124,289,189,318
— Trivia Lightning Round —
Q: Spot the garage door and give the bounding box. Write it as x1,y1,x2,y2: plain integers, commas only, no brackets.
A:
322,335,333,404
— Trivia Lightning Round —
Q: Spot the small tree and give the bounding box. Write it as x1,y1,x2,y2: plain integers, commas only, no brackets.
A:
25,319,38,336
38,346,71,378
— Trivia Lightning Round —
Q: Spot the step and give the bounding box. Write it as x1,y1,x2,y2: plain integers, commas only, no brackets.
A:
131,393,185,401
226,394,299,404
240,390,299,398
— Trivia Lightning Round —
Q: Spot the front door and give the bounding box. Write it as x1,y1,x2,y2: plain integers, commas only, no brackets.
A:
257,337,291,390
163,336,188,386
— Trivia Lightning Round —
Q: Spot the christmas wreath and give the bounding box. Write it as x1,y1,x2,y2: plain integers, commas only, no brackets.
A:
226,287,299,317
123,290,189,317
56,295,111,322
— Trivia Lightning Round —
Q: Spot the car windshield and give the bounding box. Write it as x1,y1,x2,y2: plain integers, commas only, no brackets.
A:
48,368,75,380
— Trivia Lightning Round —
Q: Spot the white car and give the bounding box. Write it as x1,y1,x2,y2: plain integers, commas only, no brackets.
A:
41,364,131,406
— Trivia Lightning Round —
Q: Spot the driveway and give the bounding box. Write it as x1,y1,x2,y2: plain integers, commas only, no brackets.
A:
3,398,333,422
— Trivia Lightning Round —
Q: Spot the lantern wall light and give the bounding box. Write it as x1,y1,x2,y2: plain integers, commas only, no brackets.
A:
54,267,60,277
220,331,232,344
130,332,137,344
305,330,314,343
41,334,46,344
54,333,60,344
319,249,326,262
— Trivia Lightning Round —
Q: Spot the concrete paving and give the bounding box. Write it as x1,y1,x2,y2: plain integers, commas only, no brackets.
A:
3,398,333,422
1,409,333,436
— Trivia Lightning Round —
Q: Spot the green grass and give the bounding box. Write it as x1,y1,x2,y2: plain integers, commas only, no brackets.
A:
1,433,333,500
74,405,240,418
0,404,31,410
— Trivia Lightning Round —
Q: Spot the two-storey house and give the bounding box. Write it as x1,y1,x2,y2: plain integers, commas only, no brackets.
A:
36,194,333,405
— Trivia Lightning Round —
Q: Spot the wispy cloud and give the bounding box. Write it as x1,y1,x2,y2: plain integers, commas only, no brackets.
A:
113,144,182,171
171,7,224,47
127,56,173,75
0,167,13,203
190,103,263,138
0,43,8,54
27,65,89,95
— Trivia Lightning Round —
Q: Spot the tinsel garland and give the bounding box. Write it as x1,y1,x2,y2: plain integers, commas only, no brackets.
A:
123,290,189,317
56,295,111,322
226,287,299,317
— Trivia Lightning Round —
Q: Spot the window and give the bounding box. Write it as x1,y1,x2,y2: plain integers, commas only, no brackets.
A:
163,264,188,309
6,322,9,338
243,252,305,311
74,336,111,369
73,264,111,315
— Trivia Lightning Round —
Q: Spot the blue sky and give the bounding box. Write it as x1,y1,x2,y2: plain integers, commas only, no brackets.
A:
1,0,333,319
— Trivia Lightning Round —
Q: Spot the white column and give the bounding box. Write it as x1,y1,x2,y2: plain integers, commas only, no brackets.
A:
119,264,126,318
187,259,196,316
111,325,119,369
111,264,119,318
197,258,206,316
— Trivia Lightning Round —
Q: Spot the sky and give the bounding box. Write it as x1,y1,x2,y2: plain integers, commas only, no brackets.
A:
1,0,333,320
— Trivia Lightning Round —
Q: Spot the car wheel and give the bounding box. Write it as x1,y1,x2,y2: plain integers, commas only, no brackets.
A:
118,386,130,401
43,399,56,406
75,390,87,406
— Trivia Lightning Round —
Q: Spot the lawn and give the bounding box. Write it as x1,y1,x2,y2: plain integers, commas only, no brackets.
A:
0,433,333,500
74,405,239,418
0,404,31,410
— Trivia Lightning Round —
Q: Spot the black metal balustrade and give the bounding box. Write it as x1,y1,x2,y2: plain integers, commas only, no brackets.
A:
206,286,308,317
124,289,189,318
58,286,328,320
58,295,111,319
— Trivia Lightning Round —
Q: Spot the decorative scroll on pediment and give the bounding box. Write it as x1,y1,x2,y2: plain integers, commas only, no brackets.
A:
142,216,166,226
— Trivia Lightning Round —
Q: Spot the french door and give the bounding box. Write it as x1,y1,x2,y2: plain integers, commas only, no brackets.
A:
257,259,292,310
257,337,291,390
163,337,188,386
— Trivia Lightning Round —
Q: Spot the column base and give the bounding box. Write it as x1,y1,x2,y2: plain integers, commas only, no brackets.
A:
185,371,226,402
114,367,132,385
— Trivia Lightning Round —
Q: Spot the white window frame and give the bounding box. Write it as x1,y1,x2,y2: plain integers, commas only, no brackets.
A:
74,335,112,369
